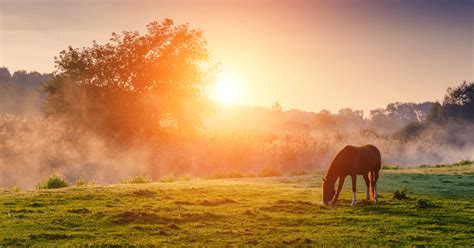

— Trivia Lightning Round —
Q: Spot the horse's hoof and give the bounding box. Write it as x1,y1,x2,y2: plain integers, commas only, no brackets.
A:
351,202,356,206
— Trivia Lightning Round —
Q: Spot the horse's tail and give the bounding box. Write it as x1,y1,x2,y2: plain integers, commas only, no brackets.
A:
369,171,375,200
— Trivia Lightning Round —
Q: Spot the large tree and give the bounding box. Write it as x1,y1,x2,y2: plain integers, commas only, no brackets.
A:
44,19,217,141
434,81,474,122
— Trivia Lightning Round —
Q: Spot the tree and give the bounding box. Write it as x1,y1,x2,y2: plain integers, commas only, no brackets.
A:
444,81,474,106
271,101,282,112
337,108,365,129
43,19,217,140
427,102,443,123
314,110,338,130
0,67,11,82
440,81,474,121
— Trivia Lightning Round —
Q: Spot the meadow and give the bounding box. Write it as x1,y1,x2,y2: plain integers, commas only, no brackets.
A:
1,163,473,246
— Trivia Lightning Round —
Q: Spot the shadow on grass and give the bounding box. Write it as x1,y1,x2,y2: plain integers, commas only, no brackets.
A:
111,210,225,225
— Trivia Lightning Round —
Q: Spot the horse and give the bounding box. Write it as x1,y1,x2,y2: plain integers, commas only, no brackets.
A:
321,144,381,206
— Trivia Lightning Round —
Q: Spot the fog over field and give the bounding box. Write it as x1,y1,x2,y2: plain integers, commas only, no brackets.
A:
1,67,473,188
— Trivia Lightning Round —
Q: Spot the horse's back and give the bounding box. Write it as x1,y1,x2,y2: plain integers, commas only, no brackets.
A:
358,144,381,172
329,145,360,174
329,144,381,175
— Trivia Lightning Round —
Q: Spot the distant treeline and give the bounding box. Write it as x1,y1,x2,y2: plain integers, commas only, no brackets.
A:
205,102,435,133
0,67,50,89
0,67,50,115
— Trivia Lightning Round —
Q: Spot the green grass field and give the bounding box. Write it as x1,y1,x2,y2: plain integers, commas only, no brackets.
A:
1,164,473,246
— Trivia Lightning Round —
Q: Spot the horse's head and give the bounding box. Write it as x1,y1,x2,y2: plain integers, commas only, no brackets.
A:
322,176,335,205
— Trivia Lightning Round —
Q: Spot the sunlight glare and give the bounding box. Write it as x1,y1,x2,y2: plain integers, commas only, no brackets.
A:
212,71,239,105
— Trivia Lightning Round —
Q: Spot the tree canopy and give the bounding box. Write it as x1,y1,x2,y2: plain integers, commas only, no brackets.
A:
44,19,217,141
427,81,474,123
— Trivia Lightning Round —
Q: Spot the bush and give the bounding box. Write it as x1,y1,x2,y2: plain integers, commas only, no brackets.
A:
416,199,437,209
395,122,426,142
120,175,151,184
393,189,409,200
456,160,472,166
37,174,68,189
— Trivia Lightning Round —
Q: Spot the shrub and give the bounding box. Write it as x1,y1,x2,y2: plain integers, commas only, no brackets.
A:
37,174,68,189
457,160,472,166
416,199,437,209
393,189,409,200
121,175,151,184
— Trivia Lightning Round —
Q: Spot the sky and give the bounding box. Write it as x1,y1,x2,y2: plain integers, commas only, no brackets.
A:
1,0,473,114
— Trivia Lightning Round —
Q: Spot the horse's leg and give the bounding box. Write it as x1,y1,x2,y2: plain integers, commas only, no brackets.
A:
333,176,345,204
363,173,370,201
351,175,357,206
368,171,377,203
374,170,380,203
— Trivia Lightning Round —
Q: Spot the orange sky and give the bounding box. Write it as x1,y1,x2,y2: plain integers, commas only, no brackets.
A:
1,0,472,114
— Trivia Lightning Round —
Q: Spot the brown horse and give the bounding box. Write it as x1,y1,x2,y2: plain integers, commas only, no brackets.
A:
322,145,381,206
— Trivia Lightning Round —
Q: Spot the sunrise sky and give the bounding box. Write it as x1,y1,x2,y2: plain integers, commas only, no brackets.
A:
1,0,473,113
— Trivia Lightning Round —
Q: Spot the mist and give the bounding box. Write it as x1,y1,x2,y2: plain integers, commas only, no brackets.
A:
1,66,473,189
2,113,474,189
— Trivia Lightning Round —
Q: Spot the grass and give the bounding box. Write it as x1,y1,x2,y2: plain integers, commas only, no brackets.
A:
120,175,152,184
1,164,473,245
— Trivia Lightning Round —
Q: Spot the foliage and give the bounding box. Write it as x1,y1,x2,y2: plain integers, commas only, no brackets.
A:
36,174,68,189
428,81,474,122
43,19,217,141
369,102,434,131
393,189,409,200
394,122,426,142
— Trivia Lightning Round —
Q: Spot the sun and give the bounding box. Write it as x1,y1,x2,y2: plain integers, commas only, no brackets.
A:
211,71,239,105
